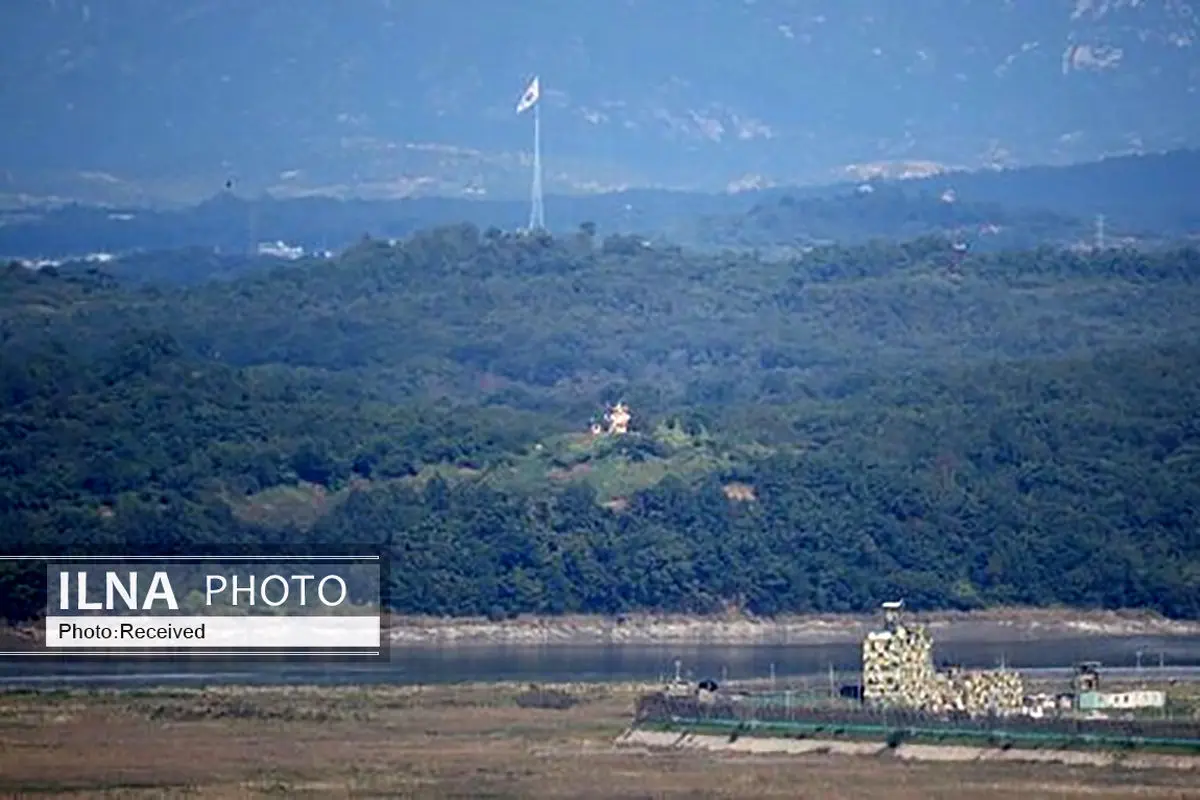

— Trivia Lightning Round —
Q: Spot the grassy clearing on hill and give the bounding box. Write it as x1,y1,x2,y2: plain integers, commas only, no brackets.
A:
224,422,750,524
487,422,746,501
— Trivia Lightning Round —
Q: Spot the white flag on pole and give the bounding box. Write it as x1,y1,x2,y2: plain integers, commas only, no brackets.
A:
516,76,540,114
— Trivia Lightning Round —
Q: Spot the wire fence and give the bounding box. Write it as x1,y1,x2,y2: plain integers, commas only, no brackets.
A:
635,692,1200,750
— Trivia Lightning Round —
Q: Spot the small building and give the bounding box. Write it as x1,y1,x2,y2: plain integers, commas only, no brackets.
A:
1072,662,1102,693
589,402,632,437
605,402,631,435
1022,692,1077,719
1023,693,1057,718
1078,690,1166,712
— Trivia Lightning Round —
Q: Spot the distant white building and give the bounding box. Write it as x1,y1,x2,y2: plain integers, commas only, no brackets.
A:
256,240,304,259
12,251,113,270
1078,690,1166,711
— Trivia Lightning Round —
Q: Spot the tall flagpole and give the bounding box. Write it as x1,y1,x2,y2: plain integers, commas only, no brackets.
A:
516,75,545,232
530,98,545,230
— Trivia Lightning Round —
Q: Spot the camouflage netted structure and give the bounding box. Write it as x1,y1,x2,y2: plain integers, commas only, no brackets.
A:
927,667,1025,716
862,623,936,705
861,602,1024,717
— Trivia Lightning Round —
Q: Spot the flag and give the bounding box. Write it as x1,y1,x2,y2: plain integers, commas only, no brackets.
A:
516,76,540,114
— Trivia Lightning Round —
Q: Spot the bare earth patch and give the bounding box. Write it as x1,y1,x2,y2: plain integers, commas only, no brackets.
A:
547,463,592,481
1,684,1198,798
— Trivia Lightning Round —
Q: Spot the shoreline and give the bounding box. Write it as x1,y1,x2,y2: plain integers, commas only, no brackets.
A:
381,607,1200,647
4,607,1198,650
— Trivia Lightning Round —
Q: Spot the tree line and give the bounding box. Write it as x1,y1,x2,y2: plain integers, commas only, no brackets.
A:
1,227,1197,621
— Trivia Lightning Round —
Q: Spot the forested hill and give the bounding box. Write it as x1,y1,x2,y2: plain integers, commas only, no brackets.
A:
689,187,1092,252
2,230,1199,621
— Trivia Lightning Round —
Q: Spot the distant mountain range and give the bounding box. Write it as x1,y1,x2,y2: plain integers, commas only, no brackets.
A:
2,149,1197,262
2,0,1198,205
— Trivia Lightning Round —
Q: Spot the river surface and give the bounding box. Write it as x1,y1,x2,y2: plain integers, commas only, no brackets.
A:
2,635,1199,689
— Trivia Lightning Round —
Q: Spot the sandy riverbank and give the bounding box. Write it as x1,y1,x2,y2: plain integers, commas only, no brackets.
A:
381,607,1200,647
4,607,1198,650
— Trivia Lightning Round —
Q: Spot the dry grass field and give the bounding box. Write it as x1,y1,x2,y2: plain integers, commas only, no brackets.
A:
1,683,1198,799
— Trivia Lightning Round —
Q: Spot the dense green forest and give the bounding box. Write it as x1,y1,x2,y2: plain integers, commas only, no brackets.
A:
2,226,1199,622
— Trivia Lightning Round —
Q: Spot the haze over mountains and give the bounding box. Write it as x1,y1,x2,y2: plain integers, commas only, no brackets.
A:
3,0,1198,205
3,149,1197,261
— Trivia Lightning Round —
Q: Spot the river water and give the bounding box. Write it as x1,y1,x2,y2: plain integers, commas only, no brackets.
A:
2,635,1199,689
